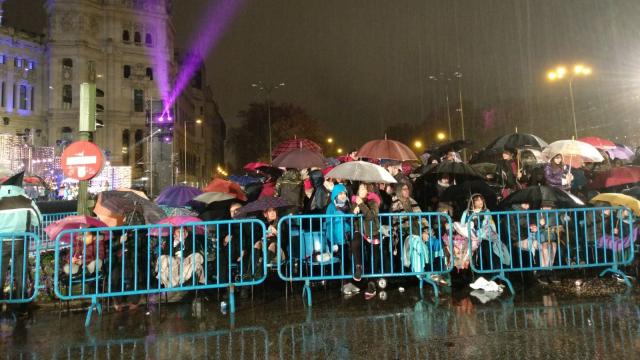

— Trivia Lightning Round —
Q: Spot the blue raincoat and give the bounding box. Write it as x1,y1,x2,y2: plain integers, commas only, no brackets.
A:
324,184,350,246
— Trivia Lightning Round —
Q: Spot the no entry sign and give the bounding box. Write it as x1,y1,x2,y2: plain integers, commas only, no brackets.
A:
61,141,105,181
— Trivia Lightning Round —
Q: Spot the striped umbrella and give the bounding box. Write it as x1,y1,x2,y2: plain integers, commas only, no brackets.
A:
272,138,322,159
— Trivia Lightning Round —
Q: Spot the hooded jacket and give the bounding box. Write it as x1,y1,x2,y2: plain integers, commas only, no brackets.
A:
324,184,351,246
544,154,571,190
307,169,329,213
275,170,303,208
351,191,381,238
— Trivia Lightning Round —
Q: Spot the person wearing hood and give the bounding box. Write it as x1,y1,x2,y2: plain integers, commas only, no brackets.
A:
350,183,383,299
275,169,304,211
496,147,522,198
305,169,330,214
544,154,573,191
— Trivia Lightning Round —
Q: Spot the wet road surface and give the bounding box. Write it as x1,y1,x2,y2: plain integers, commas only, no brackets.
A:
2,279,640,359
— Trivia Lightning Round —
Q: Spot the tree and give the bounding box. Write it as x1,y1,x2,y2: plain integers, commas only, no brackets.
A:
227,102,324,168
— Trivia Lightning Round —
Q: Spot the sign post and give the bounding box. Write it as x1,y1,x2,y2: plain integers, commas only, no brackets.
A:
61,141,104,215
73,83,97,215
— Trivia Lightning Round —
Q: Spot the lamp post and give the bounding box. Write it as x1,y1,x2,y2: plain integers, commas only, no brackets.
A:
183,118,202,184
547,64,592,139
251,81,285,159
428,73,452,140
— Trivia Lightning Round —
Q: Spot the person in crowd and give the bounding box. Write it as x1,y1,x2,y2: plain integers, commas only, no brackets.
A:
508,202,540,269
544,154,573,191
275,169,304,211
218,202,255,281
460,194,508,268
530,200,563,284
350,183,383,299
442,149,461,163
255,207,285,265
496,147,522,197
63,228,105,276
305,169,330,213
377,183,395,213
596,208,636,258
157,227,205,288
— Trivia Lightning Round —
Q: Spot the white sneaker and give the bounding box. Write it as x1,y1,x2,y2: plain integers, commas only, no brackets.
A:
341,282,360,295
469,277,490,290
315,253,332,263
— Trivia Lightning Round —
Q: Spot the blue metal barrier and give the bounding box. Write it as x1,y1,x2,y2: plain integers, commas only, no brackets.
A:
0,232,41,304
465,207,636,293
53,219,267,326
31,212,77,252
277,212,454,304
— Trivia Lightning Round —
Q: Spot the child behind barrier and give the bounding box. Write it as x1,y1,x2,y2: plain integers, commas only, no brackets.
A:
157,227,205,288
63,228,105,276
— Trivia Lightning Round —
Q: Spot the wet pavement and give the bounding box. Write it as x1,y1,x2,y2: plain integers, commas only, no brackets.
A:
2,278,640,359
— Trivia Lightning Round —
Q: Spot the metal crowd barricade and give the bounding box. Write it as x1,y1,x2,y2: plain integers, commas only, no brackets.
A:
31,212,77,252
466,206,636,294
53,219,267,326
0,232,41,304
277,212,454,305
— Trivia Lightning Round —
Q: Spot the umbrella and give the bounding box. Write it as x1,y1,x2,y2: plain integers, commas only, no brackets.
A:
498,185,584,210
622,186,640,200
155,185,202,207
356,137,419,161
587,166,640,190
149,216,206,237
578,136,616,150
97,190,165,225
228,175,261,187
243,162,269,172
271,138,323,159
271,148,325,169
323,157,341,167
0,191,42,233
470,163,498,177
159,205,198,217
44,215,108,244
607,144,635,161
469,148,501,164
256,166,284,180
192,191,237,205
429,140,474,158
486,133,548,150
440,180,498,211
422,161,484,180
239,196,291,214
589,193,640,216
542,140,604,165
202,179,247,201
324,161,397,183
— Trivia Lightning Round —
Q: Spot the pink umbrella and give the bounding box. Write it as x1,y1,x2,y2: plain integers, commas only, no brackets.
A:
272,138,322,159
44,215,108,245
578,136,616,150
149,216,206,236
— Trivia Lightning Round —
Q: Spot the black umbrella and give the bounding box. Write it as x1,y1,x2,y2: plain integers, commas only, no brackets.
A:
622,186,640,200
99,190,165,224
429,140,473,158
469,148,501,165
239,196,290,214
498,185,585,210
440,180,499,211
486,133,548,150
256,166,284,180
421,161,484,182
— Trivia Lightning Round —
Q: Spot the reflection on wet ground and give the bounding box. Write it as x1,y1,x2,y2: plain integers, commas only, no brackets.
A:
2,285,640,359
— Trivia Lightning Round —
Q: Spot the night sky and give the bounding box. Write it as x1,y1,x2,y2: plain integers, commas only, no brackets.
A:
7,0,640,149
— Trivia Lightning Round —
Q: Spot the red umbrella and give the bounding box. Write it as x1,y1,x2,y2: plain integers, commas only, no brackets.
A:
272,138,322,159
243,162,269,172
44,215,108,245
202,179,247,201
272,148,325,169
588,166,640,190
356,137,419,161
578,136,616,150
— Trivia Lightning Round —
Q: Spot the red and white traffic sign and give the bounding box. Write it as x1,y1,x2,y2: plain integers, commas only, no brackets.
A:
61,141,105,181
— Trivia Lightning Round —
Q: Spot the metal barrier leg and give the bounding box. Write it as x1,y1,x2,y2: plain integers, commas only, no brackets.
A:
84,296,100,327
302,280,312,306
420,276,439,299
491,272,515,295
600,268,632,288
229,285,236,314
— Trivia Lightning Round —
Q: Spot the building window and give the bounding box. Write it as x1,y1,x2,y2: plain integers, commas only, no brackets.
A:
1,82,4,107
62,58,73,69
134,129,143,172
133,89,144,112
0,55,5,64
27,61,35,70
13,84,16,108
122,129,130,165
122,30,130,42
61,127,73,142
134,32,141,44
14,58,22,68
123,65,131,79
30,86,34,111
18,85,27,110
62,84,72,109
145,67,153,80
145,33,153,46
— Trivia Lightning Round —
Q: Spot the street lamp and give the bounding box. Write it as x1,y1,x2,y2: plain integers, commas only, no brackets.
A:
251,81,286,159
336,148,343,155
436,132,446,141
326,137,333,144
547,64,592,138
413,140,423,150
429,70,465,159
183,118,202,184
